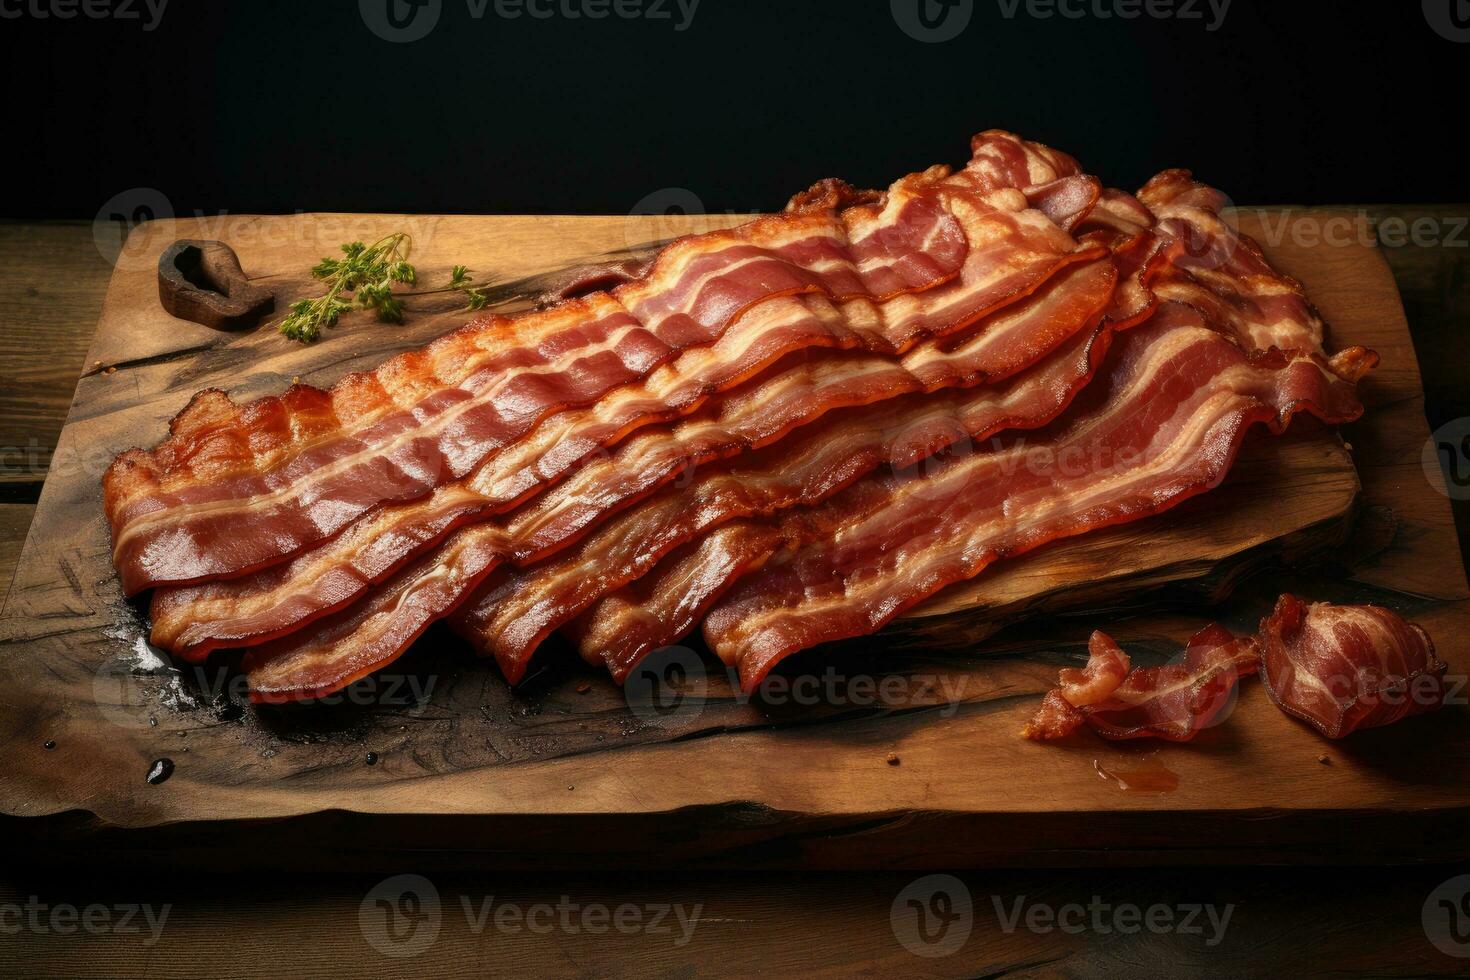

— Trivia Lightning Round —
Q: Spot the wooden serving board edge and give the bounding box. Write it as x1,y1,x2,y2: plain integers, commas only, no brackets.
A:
0,210,1465,872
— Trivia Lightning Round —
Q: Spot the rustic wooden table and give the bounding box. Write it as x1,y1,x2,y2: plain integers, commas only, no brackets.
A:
1,210,1468,977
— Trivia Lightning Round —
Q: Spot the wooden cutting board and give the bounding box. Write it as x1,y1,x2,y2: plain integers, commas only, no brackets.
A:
0,209,1465,870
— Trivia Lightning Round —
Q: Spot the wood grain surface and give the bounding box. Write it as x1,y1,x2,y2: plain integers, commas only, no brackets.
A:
3,864,1468,979
0,222,112,494
0,209,1465,875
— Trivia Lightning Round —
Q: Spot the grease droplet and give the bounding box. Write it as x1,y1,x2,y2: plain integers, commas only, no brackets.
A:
1093,757,1178,793
146,758,175,785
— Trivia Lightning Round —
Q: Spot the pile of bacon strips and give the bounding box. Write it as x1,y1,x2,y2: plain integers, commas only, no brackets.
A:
102,131,1448,743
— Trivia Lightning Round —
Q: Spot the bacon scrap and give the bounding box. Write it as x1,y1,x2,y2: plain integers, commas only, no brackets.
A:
1023,626,1261,742
1020,691,1089,742
1257,594,1447,739
1054,632,1133,706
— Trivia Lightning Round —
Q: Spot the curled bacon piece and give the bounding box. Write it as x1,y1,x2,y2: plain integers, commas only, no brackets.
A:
1258,594,1448,739
1054,632,1134,706
1022,626,1261,742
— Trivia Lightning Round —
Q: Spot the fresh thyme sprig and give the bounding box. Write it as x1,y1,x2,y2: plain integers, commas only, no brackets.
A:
279,233,491,344
448,265,492,311
280,233,414,343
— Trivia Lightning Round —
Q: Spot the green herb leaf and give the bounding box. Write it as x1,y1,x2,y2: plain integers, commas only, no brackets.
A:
280,232,417,344
280,232,492,344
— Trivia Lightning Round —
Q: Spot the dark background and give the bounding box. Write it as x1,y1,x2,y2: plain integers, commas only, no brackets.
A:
4,0,1467,218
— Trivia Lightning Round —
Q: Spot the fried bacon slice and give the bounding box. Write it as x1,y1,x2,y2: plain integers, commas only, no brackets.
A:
701,301,1372,690
153,246,1116,663
1257,594,1447,739
561,522,785,681
448,192,1163,683
1022,626,1261,741
589,172,1373,686
465,318,1118,683
108,135,1087,595
239,255,1127,700
541,319,1120,684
